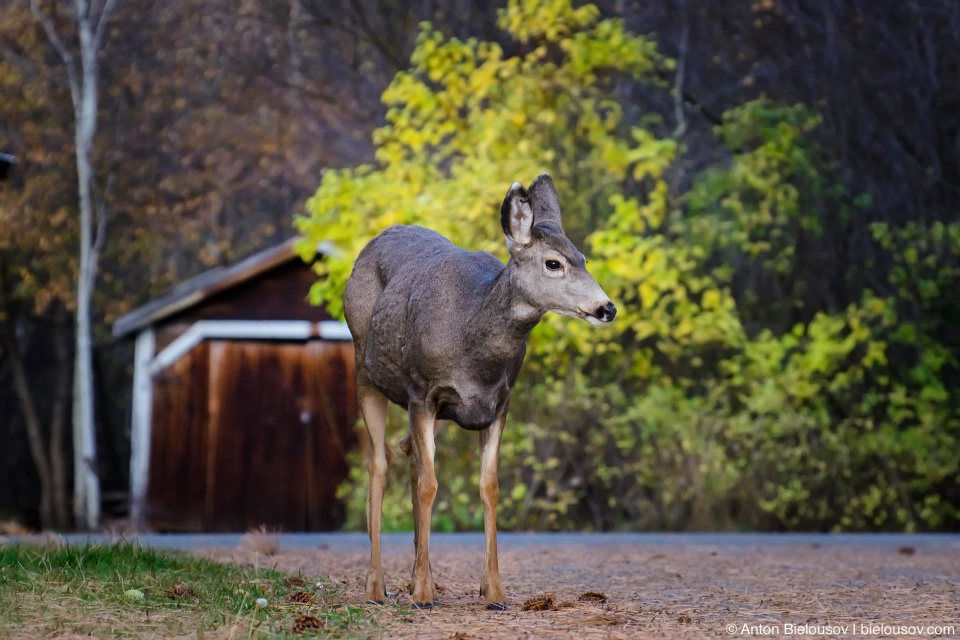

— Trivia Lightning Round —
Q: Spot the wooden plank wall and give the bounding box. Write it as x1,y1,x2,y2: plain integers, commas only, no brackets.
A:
175,261,332,323
302,340,357,529
147,342,210,531
146,339,358,532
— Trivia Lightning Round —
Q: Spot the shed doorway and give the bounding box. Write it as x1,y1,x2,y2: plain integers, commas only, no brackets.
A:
146,339,357,532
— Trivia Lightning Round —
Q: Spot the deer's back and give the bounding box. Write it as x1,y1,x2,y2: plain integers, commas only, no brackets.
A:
344,225,507,410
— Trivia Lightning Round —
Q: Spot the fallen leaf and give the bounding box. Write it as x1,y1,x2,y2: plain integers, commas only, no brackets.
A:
583,613,621,625
578,591,608,604
165,581,197,599
522,594,558,611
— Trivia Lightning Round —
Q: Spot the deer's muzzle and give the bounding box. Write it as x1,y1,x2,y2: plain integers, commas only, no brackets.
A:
596,302,617,323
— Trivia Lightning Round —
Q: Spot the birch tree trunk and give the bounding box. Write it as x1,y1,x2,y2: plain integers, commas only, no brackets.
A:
72,0,101,530
30,0,115,530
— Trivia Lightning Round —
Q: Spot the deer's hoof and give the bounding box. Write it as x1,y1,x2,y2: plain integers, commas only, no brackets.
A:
412,601,434,610
486,602,508,611
433,599,440,607
365,599,385,606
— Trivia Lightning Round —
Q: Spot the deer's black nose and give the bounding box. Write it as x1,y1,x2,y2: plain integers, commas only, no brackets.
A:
596,302,617,322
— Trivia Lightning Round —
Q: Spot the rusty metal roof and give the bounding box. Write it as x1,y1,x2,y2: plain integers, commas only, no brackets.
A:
112,237,320,338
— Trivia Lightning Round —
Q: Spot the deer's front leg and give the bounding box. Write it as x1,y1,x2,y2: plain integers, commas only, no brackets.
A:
360,387,389,604
409,403,438,609
479,413,507,610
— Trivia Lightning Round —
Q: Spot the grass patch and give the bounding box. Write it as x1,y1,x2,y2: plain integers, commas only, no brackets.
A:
0,542,394,638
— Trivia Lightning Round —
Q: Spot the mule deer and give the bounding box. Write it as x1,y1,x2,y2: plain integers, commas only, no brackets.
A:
343,173,616,610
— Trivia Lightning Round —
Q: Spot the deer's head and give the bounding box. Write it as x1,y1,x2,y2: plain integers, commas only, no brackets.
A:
500,174,616,326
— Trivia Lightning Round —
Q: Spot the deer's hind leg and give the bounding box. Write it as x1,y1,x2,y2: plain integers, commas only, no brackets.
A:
360,385,389,604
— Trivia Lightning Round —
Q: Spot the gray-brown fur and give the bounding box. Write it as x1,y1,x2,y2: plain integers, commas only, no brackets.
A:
346,225,533,430
344,173,615,610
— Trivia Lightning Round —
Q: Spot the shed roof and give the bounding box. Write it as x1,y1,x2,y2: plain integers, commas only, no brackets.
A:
112,237,322,338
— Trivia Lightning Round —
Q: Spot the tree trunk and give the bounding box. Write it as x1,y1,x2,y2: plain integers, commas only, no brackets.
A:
50,305,71,529
71,0,102,531
30,0,115,531
0,272,55,529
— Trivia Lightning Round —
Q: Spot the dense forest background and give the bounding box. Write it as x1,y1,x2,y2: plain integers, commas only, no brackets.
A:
2,0,958,532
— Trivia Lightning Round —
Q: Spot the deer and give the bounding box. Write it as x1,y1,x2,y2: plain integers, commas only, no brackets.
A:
343,173,616,611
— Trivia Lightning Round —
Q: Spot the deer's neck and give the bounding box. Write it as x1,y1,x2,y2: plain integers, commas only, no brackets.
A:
465,260,542,365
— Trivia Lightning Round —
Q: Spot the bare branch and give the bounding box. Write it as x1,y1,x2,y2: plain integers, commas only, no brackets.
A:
30,0,72,66
88,172,113,293
29,0,81,107
92,0,117,51
672,10,689,139
0,42,39,76
346,0,407,70
93,173,113,247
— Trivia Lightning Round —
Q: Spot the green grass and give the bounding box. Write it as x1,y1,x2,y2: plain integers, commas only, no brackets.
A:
0,542,395,638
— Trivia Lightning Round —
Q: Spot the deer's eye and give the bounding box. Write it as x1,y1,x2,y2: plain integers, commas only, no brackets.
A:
545,259,562,271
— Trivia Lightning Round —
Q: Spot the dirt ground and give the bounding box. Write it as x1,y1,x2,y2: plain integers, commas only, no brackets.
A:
212,538,960,639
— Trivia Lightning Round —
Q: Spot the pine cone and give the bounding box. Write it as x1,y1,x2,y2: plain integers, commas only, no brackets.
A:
291,614,324,634
287,590,313,604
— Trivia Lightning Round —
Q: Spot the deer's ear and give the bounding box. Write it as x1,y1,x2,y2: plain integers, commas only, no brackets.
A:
500,182,533,253
527,172,563,232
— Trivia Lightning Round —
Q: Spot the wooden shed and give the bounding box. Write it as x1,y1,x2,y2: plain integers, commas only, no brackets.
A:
113,239,358,532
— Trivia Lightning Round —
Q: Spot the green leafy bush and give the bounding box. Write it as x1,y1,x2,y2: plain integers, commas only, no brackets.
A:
298,0,960,532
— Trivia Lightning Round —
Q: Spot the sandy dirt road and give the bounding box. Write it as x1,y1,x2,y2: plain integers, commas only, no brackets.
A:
195,533,959,639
